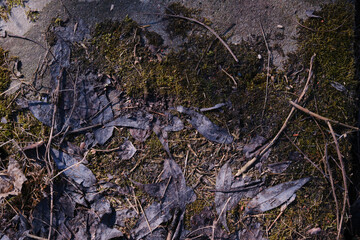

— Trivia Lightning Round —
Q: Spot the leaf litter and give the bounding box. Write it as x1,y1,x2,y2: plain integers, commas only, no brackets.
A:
176,105,233,144
0,157,27,199
131,159,196,239
215,161,263,231
0,4,321,239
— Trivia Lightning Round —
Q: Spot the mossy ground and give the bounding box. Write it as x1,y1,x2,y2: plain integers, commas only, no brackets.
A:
0,47,50,232
78,1,358,238
0,0,25,21
0,0,357,239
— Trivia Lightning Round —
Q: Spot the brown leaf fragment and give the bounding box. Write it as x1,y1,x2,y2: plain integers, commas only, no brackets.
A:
0,158,27,199
215,162,263,231
229,222,267,240
131,159,196,239
306,227,321,235
176,106,233,144
130,128,151,142
267,161,292,174
117,140,136,160
245,177,310,215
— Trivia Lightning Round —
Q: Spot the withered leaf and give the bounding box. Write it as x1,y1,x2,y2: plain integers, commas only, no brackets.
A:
132,159,196,239
267,161,292,174
230,222,267,240
105,111,153,130
0,158,27,199
117,140,136,160
215,162,263,231
51,149,96,188
176,106,233,144
245,177,310,215
130,128,151,142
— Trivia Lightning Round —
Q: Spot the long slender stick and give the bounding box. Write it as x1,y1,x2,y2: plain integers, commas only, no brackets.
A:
260,21,271,121
327,121,349,240
289,101,359,130
235,54,316,176
324,144,340,233
212,197,231,240
151,13,238,62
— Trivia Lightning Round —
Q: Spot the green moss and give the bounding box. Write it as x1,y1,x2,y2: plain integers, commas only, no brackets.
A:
88,15,264,108
297,1,356,120
165,2,200,39
0,0,25,21
25,9,39,22
66,2,355,238
251,1,356,238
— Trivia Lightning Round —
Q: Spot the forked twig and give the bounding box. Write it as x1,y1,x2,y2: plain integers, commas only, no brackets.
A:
136,197,152,234
284,133,328,181
211,197,231,240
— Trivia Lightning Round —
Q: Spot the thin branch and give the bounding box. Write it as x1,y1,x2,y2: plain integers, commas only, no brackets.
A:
289,101,359,130
26,233,48,240
284,133,328,181
327,121,349,240
136,197,152,234
260,21,271,121
324,143,340,233
150,13,238,62
220,67,237,86
212,197,231,240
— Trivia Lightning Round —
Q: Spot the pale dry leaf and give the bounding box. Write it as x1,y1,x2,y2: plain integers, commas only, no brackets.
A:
245,177,310,215
0,158,27,199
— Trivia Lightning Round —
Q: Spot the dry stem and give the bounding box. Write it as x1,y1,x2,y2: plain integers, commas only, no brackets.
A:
327,121,349,240
151,13,238,62
260,21,271,121
289,101,359,130
325,144,340,233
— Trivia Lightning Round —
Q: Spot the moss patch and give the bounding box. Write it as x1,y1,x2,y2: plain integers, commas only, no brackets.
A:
0,0,25,21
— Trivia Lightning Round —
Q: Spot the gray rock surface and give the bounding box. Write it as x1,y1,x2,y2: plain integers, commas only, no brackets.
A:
0,0,330,86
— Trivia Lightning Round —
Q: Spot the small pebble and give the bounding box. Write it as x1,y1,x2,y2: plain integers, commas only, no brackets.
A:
1,117,7,124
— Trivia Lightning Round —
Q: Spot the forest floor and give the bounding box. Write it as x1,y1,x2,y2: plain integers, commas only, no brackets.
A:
0,0,359,239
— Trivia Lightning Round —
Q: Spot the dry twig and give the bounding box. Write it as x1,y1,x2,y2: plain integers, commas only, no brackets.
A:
151,13,238,62
327,121,349,240
284,133,328,181
324,144,340,233
289,101,359,130
260,21,271,121
211,197,231,240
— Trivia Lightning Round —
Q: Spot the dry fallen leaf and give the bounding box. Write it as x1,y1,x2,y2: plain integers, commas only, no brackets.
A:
245,177,310,215
0,157,27,199
306,227,321,235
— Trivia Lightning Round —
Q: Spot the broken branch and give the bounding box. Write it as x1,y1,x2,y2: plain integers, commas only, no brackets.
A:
289,100,359,130
151,13,239,62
